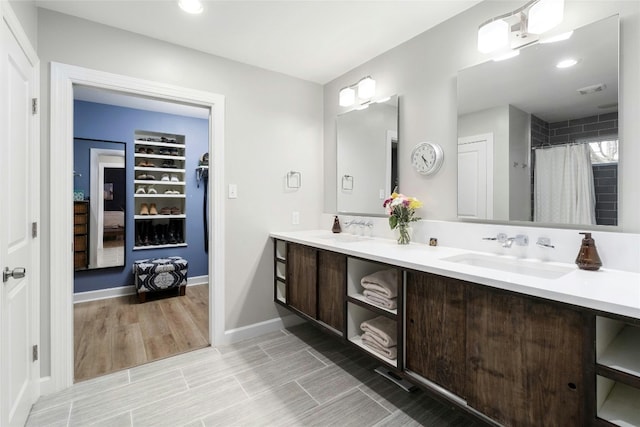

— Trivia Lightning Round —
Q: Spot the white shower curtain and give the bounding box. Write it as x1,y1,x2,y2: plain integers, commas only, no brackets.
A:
534,144,596,224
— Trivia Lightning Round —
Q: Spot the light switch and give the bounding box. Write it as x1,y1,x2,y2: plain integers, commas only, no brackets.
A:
228,184,238,199
292,211,300,225
379,189,385,199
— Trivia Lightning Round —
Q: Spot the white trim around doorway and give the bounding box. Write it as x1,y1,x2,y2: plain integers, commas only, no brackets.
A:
49,62,225,393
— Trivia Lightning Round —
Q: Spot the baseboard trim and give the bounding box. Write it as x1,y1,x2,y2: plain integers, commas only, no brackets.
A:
73,275,209,303
39,376,54,396
222,314,305,345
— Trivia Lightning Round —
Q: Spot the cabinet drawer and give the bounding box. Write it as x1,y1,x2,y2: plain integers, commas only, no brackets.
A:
74,223,87,234
74,252,87,269
74,214,87,225
74,235,87,251
74,202,88,214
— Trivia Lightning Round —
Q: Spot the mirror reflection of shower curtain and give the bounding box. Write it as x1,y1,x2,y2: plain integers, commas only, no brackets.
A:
534,144,596,225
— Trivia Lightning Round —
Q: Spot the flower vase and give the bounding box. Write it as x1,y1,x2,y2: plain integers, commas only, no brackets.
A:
396,222,411,245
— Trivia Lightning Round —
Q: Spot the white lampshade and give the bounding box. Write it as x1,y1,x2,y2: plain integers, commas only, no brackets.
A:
357,77,376,100
528,0,564,34
477,19,509,53
339,86,355,107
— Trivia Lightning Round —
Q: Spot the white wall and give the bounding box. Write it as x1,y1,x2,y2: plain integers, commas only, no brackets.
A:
37,9,323,377
323,0,640,233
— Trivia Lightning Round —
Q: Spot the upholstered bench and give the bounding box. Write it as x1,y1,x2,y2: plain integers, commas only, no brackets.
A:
133,256,188,303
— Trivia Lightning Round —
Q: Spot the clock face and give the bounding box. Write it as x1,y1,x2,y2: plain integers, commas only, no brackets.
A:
411,142,443,175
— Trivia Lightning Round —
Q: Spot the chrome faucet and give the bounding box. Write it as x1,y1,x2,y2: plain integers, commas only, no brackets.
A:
503,234,529,248
483,233,528,248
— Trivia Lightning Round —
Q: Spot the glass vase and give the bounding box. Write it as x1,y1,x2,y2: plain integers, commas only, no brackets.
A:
397,222,411,245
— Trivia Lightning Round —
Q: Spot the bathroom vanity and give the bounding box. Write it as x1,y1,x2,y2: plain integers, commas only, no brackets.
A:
271,230,640,427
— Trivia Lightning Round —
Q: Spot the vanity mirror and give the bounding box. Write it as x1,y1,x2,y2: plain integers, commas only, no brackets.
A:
337,95,398,216
74,138,126,270
457,15,619,227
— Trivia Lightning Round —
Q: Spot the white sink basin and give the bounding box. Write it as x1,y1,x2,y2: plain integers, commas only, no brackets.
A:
313,234,370,243
441,253,574,279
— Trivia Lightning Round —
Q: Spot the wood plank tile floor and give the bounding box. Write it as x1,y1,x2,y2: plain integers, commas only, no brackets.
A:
29,321,481,426
74,284,209,382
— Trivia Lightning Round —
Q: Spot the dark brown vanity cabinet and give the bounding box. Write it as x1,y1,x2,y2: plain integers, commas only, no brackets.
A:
405,271,467,398
284,242,346,334
466,286,588,427
317,251,346,332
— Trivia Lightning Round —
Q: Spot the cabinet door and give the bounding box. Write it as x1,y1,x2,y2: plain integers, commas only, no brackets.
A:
466,287,586,426
287,243,317,318
405,272,467,397
317,251,345,333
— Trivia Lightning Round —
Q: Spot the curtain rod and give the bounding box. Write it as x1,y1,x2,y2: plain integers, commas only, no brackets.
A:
532,141,589,150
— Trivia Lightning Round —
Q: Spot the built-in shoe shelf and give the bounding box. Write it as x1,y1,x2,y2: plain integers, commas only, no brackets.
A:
133,131,187,250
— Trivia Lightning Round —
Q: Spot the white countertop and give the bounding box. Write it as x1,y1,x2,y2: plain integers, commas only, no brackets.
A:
270,230,640,320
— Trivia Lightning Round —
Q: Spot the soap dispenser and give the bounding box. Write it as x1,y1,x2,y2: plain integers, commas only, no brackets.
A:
575,232,602,271
331,216,342,234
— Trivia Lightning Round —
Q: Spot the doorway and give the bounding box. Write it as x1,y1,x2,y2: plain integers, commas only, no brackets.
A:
49,62,226,392
72,90,212,381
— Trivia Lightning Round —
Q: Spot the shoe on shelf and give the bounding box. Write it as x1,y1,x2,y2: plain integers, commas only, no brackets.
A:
140,203,149,215
161,173,170,182
145,174,156,181
159,148,170,155
137,160,148,167
169,148,179,156
137,147,146,153
170,207,181,215
137,174,148,180
149,203,158,215
145,148,154,154
147,185,157,194
135,186,146,194
170,174,179,182
146,161,156,168
160,207,171,215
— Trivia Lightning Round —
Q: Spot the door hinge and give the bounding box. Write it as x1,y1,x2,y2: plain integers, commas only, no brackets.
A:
32,222,38,238
32,98,38,115
32,345,38,362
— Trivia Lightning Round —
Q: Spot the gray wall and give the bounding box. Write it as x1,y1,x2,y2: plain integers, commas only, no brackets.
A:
8,0,37,49
323,0,640,233
37,9,323,376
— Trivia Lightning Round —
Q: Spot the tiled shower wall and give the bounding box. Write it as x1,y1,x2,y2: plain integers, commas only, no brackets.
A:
530,113,618,226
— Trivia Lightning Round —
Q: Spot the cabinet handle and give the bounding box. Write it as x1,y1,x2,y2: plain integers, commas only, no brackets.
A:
567,382,577,391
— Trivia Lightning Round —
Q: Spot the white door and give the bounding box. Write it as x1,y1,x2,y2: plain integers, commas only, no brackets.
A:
1,13,40,427
457,134,494,219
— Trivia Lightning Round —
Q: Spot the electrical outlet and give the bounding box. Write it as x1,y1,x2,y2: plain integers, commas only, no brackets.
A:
292,211,300,225
228,184,238,199
379,189,385,199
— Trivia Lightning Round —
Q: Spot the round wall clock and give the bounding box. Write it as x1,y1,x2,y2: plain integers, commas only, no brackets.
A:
411,142,444,176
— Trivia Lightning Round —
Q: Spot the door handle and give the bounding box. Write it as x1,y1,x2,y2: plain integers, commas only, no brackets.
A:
3,267,26,283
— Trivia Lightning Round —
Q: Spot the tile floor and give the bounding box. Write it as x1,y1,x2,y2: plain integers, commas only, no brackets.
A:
27,323,480,426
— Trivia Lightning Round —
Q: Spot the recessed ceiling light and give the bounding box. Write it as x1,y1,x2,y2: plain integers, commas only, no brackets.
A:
178,0,203,14
556,58,578,68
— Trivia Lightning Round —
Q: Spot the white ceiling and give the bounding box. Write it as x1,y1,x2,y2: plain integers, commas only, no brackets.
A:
36,0,481,84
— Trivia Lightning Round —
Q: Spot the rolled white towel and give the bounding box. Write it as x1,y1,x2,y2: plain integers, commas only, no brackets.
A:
360,269,398,298
360,315,397,347
363,290,397,310
361,333,397,360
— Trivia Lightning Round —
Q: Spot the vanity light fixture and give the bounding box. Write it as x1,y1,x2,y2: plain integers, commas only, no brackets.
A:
477,0,564,54
339,86,356,107
338,76,376,106
178,0,203,14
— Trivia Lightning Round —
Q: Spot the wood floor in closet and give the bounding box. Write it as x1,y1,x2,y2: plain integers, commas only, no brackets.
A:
74,284,209,382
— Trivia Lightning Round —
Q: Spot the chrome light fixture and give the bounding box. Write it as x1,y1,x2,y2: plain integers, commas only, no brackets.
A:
477,0,564,54
338,76,376,107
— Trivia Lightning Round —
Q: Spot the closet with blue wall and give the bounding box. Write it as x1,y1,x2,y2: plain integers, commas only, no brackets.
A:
73,100,209,294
